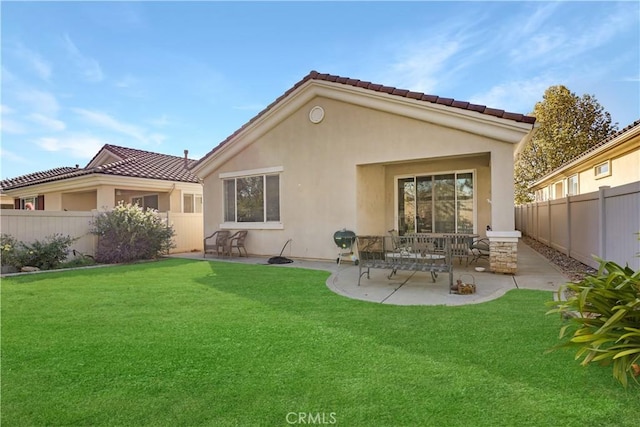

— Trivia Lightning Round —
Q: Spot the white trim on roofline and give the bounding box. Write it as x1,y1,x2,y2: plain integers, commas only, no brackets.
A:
219,166,284,179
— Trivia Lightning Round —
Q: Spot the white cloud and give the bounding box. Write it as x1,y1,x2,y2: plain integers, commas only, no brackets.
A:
28,113,66,131
387,38,463,94
469,78,554,115
0,147,27,163
515,2,562,37
114,74,137,88
62,33,104,82
73,108,166,145
147,114,172,127
0,118,26,134
510,3,638,66
36,135,106,159
16,88,60,116
1,105,15,114
13,43,52,81
0,105,26,134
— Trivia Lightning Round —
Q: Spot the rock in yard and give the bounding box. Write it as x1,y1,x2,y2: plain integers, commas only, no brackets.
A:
21,266,40,272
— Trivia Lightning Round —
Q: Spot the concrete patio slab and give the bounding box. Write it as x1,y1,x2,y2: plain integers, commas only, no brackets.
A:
168,240,570,306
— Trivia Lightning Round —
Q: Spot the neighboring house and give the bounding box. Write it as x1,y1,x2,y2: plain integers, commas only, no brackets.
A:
0,189,14,209
531,119,640,201
1,144,203,213
191,71,536,273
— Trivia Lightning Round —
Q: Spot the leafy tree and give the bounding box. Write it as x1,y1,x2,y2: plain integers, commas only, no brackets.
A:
515,85,617,204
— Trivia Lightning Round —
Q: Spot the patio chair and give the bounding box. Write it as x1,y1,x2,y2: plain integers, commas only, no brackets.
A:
447,235,473,266
227,230,248,257
203,230,231,257
470,238,490,264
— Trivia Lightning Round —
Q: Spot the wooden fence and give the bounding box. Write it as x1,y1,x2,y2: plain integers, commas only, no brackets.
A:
0,210,203,258
515,182,640,270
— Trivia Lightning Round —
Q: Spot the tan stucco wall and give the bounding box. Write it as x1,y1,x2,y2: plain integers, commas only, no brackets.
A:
45,192,63,211
578,149,640,194
202,96,522,261
62,191,97,211
0,193,14,208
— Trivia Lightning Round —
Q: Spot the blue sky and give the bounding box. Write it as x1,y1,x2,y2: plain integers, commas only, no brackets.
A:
1,1,639,180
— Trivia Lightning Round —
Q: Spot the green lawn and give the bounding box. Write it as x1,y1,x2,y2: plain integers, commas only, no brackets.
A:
2,259,638,426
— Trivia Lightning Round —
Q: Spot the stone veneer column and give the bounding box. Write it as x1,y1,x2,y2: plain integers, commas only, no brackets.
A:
486,231,521,274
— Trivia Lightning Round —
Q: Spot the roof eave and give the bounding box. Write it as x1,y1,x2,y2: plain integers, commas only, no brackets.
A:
2,173,202,196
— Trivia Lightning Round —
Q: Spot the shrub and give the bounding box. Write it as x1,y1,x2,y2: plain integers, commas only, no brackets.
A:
1,234,19,270
90,202,175,264
10,234,77,270
547,258,640,387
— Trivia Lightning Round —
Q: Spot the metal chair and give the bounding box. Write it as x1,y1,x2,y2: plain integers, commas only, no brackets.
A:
227,230,248,257
203,230,231,257
470,238,490,264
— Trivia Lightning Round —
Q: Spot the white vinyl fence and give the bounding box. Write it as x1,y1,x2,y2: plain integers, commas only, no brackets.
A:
515,182,640,270
0,210,203,258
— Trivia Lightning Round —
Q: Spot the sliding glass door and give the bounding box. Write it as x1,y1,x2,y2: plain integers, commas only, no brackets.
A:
397,171,474,235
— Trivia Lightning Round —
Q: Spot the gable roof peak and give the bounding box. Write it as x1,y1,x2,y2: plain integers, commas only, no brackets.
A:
191,70,537,174
304,70,536,124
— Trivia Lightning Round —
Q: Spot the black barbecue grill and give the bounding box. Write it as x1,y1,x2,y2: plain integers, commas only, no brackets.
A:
333,229,357,265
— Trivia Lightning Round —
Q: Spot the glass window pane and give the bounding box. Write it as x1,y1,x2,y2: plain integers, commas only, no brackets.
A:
266,175,280,221
183,194,194,213
195,195,203,213
456,173,473,233
224,180,236,222
568,175,578,196
144,195,159,210
434,174,455,233
397,178,415,235
237,176,264,222
416,176,433,233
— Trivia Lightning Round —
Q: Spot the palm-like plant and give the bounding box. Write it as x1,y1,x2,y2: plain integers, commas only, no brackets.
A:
547,258,640,387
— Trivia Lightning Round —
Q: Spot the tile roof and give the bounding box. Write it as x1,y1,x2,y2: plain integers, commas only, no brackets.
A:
1,144,200,191
192,70,537,171
306,71,536,124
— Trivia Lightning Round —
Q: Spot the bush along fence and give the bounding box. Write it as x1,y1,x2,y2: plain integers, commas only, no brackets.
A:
0,207,203,259
1,203,179,272
1,233,87,273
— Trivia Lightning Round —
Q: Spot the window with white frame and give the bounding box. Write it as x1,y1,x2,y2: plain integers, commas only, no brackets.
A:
594,161,611,178
397,171,474,235
567,175,578,196
20,196,39,210
223,170,280,223
183,194,203,213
